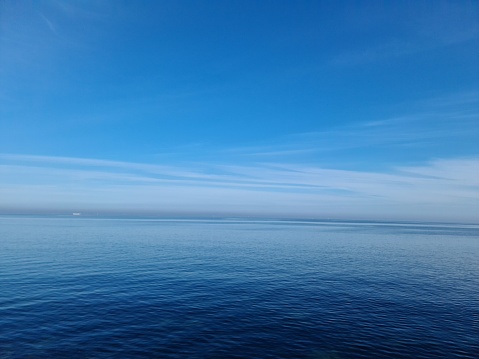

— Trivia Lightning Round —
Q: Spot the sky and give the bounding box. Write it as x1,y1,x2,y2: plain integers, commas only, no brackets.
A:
1,0,478,222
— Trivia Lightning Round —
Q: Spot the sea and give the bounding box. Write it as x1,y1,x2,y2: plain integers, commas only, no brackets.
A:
0,215,478,358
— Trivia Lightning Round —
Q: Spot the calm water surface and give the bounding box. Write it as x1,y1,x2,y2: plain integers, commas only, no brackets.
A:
0,216,478,358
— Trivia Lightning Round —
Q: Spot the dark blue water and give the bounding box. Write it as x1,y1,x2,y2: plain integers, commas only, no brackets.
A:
1,216,478,358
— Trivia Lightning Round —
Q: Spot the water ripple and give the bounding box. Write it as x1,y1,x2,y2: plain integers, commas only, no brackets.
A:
1,217,478,358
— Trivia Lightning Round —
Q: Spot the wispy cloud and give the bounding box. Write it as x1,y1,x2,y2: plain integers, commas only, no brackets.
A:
332,2,479,66
222,92,478,163
1,152,478,222
332,41,418,66
40,13,58,36
1,89,477,221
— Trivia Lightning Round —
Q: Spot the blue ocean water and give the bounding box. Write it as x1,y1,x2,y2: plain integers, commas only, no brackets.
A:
0,216,478,358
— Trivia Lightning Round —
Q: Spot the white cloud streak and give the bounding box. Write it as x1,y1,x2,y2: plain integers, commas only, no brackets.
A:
1,153,478,222
1,92,477,222
223,93,479,160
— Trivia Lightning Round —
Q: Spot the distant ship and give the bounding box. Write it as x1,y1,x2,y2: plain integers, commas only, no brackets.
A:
72,213,81,216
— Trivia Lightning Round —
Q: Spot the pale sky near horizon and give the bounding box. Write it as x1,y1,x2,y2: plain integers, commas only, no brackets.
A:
1,1,478,222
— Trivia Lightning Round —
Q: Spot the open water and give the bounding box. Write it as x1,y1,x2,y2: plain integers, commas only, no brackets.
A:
0,216,478,358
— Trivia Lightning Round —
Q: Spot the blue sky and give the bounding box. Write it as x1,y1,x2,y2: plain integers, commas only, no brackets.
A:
1,0,478,222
